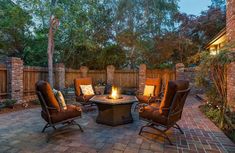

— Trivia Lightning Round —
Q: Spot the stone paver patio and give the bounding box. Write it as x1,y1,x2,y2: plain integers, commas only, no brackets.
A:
0,96,234,153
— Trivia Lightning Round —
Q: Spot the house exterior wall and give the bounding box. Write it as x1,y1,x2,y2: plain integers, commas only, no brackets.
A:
226,0,235,46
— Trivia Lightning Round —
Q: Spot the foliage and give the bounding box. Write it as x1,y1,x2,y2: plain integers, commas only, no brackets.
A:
196,50,235,127
200,104,235,143
0,0,227,69
0,0,32,57
2,99,17,108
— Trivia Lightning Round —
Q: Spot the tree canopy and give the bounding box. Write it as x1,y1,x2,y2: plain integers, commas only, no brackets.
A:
0,0,226,69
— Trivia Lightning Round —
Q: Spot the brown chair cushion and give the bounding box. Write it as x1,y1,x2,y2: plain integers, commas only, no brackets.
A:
146,78,161,97
74,77,92,96
41,105,82,124
36,80,61,112
136,95,156,104
139,105,168,125
76,95,94,103
159,80,189,116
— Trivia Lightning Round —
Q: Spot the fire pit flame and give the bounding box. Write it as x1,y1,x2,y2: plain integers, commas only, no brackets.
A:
107,86,122,99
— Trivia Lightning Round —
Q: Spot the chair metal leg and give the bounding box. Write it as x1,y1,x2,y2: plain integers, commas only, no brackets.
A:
174,123,184,134
52,126,56,130
42,123,49,133
139,122,174,145
72,120,84,132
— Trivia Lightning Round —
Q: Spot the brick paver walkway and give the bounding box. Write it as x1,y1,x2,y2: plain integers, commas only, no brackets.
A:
0,96,234,153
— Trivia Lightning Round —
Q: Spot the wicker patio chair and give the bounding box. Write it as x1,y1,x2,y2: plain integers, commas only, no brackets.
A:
138,80,190,145
36,80,83,142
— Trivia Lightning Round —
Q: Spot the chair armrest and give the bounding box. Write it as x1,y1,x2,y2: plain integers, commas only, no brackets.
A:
47,106,58,111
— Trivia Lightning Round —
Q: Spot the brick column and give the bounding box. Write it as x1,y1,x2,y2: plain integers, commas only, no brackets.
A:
80,66,89,78
176,63,185,80
6,57,23,103
227,62,235,111
139,64,146,93
226,0,235,49
54,63,65,90
106,65,115,85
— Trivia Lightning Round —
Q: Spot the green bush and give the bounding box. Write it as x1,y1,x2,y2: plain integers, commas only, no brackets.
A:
32,99,40,105
3,99,17,108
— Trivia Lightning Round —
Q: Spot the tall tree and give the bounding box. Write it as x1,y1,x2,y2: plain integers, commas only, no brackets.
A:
0,0,32,58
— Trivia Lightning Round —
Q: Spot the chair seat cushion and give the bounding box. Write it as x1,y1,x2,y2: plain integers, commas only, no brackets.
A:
136,95,156,104
42,105,82,124
139,105,168,125
76,95,94,103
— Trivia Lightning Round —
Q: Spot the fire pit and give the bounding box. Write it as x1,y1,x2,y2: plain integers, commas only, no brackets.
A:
106,87,123,99
90,87,137,126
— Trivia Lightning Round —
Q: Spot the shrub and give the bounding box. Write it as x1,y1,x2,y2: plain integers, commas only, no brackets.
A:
3,99,17,108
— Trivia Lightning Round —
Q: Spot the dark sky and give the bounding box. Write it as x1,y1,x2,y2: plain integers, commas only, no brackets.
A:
179,0,212,16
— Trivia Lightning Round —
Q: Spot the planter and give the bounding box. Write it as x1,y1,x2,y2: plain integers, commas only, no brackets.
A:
94,86,105,95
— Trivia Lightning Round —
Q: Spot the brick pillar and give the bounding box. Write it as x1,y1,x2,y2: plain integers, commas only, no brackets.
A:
6,57,23,103
139,64,146,93
227,62,235,111
54,63,65,90
106,65,115,85
80,66,89,78
176,63,185,80
226,0,235,49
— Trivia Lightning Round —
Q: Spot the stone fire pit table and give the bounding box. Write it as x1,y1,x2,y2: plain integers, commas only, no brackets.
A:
90,95,138,126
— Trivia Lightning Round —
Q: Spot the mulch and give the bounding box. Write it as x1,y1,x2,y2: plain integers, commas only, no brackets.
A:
0,101,40,115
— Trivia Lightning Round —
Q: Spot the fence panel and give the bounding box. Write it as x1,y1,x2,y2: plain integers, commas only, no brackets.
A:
65,69,81,87
147,69,175,85
23,67,49,97
0,64,7,99
88,70,106,84
114,70,139,88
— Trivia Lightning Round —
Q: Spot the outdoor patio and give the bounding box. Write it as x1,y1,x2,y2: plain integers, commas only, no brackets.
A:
0,96,234,153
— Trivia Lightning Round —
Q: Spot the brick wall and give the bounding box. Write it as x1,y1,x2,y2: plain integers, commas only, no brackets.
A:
227,62,235,111
6,57,24,103
226,0,235,46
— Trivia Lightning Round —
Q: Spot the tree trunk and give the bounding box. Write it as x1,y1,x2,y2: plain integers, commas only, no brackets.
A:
47,19,54,86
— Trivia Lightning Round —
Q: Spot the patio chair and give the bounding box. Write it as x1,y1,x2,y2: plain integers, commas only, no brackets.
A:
135,78,163,110
74,77,95,107
138,80,190,145
36,80,83,141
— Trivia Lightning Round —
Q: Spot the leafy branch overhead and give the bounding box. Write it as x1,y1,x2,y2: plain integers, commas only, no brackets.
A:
0,0,226,69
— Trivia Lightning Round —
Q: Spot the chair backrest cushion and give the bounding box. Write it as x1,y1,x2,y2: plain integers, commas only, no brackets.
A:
159,80,189,116
145,78,161,97
36,80,61,112
74,77,92,96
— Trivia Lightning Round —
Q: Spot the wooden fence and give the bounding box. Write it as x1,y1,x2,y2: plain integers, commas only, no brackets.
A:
114,70,138,88
0,64,7,99
23,66,49,97
65,69,106,87
65,69,81,88
147,69,175,85
0,64,175,99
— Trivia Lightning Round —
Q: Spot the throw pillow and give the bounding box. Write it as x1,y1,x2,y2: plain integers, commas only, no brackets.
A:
80,85,95,95
143,85,155,97
53,89,67,110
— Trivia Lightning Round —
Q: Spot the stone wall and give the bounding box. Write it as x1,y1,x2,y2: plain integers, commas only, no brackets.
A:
175,63,203,95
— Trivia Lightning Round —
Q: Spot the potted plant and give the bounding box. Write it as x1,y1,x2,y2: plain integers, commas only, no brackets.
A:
94,80,106,95
3,99,17,109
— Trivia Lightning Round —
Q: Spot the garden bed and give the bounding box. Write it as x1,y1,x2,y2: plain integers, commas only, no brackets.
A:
199,104,235,143
0,100,40,115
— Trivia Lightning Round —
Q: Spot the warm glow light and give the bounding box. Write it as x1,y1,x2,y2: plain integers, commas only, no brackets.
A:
210,50,217,55
111,87,119,99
